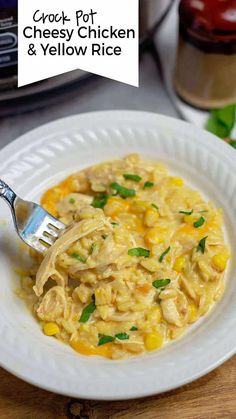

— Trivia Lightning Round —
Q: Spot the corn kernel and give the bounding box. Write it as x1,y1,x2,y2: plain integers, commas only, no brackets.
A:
188,304,198,323
144,332,163,351
144,208,159,227
171,177,184,187
145,228,162,245
43,322,60,336
212,253,230,272
173,256,185,273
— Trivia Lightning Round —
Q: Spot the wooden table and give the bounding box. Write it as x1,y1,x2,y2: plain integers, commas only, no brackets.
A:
0,355,235,419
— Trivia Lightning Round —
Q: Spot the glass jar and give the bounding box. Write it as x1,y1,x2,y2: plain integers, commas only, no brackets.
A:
0,0,17,89
174,0,236,109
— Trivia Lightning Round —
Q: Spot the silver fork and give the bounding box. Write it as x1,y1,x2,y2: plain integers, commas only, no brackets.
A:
0,179,66,253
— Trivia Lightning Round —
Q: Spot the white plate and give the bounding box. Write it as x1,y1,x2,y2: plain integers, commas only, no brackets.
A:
156,2,236,136
0,111,236,400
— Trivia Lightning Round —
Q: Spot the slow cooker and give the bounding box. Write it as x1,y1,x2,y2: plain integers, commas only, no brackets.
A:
0,0,17,90
0,0,173,115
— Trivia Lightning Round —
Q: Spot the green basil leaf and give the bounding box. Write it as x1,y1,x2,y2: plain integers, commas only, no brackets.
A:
115,332,129,340
79,296,96,323
230,140,236,149
196,236,208,254
194,216,205,228
128,247,150,258
144,181,154,189
110,182,136,198
179,209,193,215
206,105,236,138
215,105,236,132
98,335,115,346
159,246,171,262
130,326,138,331
206,117,228,139
152,279,171,289
70,253,87,263
123,174,142,182
91,194,109,209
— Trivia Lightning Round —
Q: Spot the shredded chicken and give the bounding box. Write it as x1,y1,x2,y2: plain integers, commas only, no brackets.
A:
18,154,229,360
33,213,105,297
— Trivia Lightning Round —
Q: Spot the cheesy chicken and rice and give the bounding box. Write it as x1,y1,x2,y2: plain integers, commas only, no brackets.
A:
18,154,230,359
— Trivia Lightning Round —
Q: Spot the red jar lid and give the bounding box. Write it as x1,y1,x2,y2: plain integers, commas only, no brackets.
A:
179,0,236,38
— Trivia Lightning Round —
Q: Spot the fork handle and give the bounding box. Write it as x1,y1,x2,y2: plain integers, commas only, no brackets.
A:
0,179,16,206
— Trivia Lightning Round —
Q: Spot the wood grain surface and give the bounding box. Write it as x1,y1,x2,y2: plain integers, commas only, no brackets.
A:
0,355,235,419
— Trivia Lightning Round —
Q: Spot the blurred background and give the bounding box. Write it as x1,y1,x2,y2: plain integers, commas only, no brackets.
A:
0,0,235,149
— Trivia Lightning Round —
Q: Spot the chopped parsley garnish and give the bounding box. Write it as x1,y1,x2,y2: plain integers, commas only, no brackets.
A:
179,209,193,215
128,247,150,258
130,326,138,331
159,246,171,262
98,334,114,346
151,203,159,210
91,193,108,209
69,198,75,204
152,279,171,289
196,236,208,254
111,222,119,226
102,234,108,240
110,182,136,198
206,105,236,139
194,217,205,228
115,332,129,340
123,174,142,182
89,243,96,255
79,296,96,323
70,253,87,263
144,181,154,189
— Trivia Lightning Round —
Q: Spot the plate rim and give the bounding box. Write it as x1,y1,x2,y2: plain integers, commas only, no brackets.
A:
1,109,235,162
1,345,235,401
0,110,236,400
